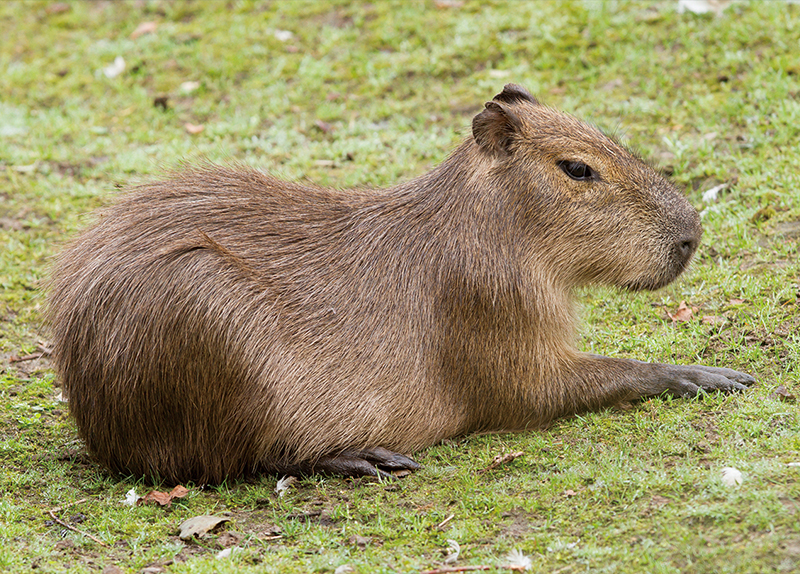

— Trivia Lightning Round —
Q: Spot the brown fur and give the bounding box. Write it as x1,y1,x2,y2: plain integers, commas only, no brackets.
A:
47,84,752,484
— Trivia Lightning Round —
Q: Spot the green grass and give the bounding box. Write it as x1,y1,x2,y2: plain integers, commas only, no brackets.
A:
1,1,799,572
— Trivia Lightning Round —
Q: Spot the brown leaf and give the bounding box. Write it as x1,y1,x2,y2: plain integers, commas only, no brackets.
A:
131,21,158,39
650,495,670,507
728,298,745,305
314,119,333,133
667,300,697,322
184,123,204,134
348,535,371,548
770,386,796,403
701,315,725,325
480,451,524,473
46,3,71,15
138,485,189,507
564,489,578,497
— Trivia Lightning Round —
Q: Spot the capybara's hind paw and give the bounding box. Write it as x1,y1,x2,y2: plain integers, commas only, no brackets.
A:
272,447,421,479
315,447,421,478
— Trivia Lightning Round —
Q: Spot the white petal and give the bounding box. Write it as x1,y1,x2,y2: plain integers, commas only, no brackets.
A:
275,475,297,496
102,56,126,79
721,466,743,487
702,183,727,203
504,548,532,570
217,546,239,559
123,488,139,506
444,539,460,564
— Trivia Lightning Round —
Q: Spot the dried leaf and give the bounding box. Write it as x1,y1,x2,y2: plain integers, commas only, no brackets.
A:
650,495,670,507
184,123,204,134
138,485,189,507
563,489,578,497
667,300,697,322
179,515,229,540
434,0,465,7
46,3,71,15
728,298,745,305
701,315,725,325
131,21,158,39
770,385,796,403
348,535,371,548
314,119,333,133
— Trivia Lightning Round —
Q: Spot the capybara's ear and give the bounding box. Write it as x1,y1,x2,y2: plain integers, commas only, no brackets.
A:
492,83,538,106
472,99,522,156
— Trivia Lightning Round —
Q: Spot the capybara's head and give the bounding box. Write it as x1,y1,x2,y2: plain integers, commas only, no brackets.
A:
472,84,701,291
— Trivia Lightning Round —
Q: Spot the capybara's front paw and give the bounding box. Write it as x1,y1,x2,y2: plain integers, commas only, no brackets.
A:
661,364,755,397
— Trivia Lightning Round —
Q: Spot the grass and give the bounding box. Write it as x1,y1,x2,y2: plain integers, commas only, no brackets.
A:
1,0,799,572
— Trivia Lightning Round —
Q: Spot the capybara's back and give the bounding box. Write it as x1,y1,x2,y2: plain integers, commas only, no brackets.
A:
49,168,463,483
49,85,753,484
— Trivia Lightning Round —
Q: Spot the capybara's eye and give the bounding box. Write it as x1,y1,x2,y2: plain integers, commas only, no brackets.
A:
558,160,596,181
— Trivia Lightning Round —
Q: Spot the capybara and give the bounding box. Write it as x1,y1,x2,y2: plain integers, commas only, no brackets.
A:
48,84,754,484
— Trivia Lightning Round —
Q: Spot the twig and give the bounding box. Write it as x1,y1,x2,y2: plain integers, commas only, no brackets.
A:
421,565,529,573
479,451,525,473
9,344,52,363
47,499,108,547
9,352,45,363
48,498,88,514
436,514,455,529
420,567,491,574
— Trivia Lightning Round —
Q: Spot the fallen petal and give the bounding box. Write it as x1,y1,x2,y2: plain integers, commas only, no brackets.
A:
123,488,139,506
102,56,126,79
504,548,532,570
721,466,743,487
